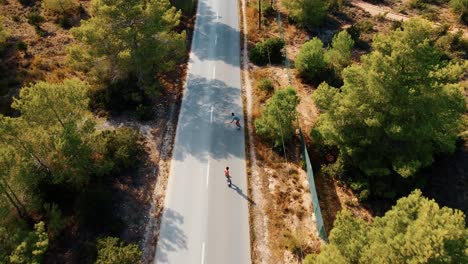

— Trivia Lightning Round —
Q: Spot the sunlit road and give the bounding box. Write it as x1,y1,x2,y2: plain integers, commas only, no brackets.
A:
154,0,251,263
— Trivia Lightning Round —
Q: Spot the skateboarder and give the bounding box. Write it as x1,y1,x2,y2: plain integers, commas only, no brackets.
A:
230,113,241,129
224,166,232,187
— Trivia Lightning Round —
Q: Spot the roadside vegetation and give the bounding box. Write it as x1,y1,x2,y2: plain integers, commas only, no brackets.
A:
245,0,467,263
0,0,194,262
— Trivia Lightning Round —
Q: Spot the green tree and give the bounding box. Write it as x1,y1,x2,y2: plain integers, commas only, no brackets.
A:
0,79,96,187
282,0,328,29
313,18,466,177
295,38,326,82
9,221,48,264
68,0,185,86
42,0,78,14
255,87,300,148
307,190,468,263
324,30,354,76
95,237,141,264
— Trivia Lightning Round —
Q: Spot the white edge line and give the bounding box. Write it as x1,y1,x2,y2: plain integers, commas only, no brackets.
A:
210,105,213,123
206,160,210,188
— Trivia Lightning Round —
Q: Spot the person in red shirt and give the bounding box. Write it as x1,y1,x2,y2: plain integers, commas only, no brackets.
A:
224,166,232,187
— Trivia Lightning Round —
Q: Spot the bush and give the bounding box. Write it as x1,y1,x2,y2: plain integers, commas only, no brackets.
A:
281,231,305,258
18,0,35,6
257,77,274,92
249,38,285,65
102,127,142,174
27,11,44,27
88,75,156,113
136,104,153,121
42,0,78,15
282,0,328,29
0,16,9,48
96,237,141,264
295,37,326,82
450,0,468,23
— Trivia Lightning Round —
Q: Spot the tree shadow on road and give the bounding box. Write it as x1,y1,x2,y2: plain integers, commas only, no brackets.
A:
154,208,188,263
173,74,244,162
191,0,240,66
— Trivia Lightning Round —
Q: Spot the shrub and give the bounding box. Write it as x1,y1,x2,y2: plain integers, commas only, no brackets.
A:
450,0,468,23
135,104,153,121
96,237,141,264
102,127,142,174
282,0,328,29
27,11,44,27
18,0,35,6
16,40,28,51
88,75,155,113
42,0,78,15
257,77,274,92
295,37,326,82
0,16,9,48
249,38,285,65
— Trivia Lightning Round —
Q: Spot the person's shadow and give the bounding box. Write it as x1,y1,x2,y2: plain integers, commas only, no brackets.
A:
228,182,256,205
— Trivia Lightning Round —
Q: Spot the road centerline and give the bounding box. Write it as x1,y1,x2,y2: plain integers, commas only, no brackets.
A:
201,242,206,264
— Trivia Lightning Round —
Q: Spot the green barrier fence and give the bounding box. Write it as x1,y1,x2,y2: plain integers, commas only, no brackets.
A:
300,130,328,241
269,0,328,242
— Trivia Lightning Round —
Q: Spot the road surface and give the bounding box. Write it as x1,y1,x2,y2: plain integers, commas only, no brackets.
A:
154,0,251,263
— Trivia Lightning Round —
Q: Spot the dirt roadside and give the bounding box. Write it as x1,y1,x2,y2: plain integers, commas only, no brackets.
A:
351,0,468,37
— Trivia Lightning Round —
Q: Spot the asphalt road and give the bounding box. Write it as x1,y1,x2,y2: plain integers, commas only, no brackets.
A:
154,0,251,263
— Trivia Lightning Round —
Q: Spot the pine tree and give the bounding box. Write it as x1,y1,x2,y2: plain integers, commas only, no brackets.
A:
313,18,466,177
307,190,468,263
68,0,185,86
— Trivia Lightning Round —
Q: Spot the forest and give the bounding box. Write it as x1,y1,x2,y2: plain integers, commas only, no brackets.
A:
247,0,467,262
0,0,191,263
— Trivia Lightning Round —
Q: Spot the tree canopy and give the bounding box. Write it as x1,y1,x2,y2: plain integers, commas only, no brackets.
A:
324,30,354,76
95,237,141,264
68,0,185,86
282,0,328,29
306,190,468,264
255,87,300,148
312,18,466,178
1,79,95,187
295,37,326,82
42,0,79,15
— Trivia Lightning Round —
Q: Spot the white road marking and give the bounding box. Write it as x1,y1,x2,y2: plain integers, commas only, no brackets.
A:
201,242,206,264
210,106,214,123
206,160,210,188
212,66,216,79
215,35,217,45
